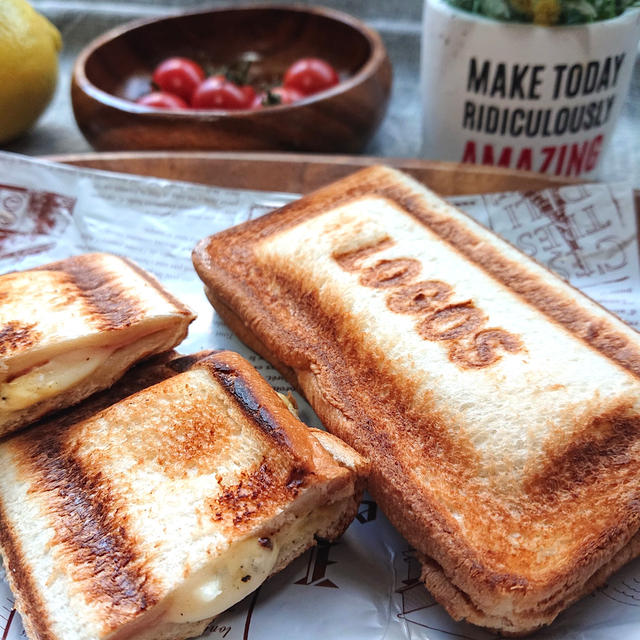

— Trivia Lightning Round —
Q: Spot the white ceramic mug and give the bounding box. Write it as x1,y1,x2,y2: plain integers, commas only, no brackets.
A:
421,0,640,178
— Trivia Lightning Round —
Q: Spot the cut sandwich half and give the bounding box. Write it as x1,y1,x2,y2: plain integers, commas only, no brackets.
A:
0,252,195,436
0,350,367,640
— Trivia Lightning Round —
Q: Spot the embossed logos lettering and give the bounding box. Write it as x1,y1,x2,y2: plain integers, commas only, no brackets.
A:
333,238,523,368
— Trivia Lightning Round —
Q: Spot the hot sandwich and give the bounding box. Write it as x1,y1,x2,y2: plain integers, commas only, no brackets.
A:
193,166,640,634
0,252,194,436
0,350,367,640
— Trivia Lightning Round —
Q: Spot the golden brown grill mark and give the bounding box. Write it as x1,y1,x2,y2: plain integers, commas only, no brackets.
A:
212,461,274,525
0,321,38,356
206,359,294,451
13,431,158,632
119,256,193,317
209,460,300,530
201,356,320,499
0,501,54,640
34,255,144,331
166,351,221,374
524,407,640,504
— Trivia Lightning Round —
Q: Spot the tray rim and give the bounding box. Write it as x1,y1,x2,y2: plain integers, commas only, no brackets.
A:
44,151,577,196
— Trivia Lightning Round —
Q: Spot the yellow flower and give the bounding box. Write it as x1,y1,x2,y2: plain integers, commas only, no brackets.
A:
532,0,562,23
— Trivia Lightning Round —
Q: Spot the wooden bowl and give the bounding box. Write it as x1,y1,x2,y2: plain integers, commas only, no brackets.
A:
71,5,392,153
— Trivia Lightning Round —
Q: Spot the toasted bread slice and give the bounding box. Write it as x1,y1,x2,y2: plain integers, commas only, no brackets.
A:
0,350,367,640
0,252,194,436
193,165,640,635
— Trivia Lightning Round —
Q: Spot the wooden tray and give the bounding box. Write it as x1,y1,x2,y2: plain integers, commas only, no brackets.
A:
48,151,573,196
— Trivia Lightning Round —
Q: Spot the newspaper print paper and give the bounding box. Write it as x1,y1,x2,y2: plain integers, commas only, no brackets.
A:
0,152,639,640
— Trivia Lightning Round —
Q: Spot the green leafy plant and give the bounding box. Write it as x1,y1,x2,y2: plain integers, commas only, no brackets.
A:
446,0,639,24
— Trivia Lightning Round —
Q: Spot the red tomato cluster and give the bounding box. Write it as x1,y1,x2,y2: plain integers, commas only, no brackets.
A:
136,56,339,110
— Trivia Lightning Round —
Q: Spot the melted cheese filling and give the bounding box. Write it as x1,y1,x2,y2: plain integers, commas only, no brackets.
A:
277,391,299,417
164,537,280,624
162,499,350,626
0,346,115,412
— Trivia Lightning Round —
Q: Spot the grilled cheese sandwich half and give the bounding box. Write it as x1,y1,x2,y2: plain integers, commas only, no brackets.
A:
0,253,194,435
0,350,367,640
193,166,640,635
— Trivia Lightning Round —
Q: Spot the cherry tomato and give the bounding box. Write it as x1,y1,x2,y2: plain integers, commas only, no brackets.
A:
252,86,304,108
283,58,339,95
192,77,251,109
152,57,205,102
240,85,257,106
136,91,188,109
250,93,264,109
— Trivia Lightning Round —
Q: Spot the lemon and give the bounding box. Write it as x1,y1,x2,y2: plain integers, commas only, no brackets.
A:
0,0,62,143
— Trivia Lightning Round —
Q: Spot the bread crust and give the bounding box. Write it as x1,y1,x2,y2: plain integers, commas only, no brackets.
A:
192,165,640,634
